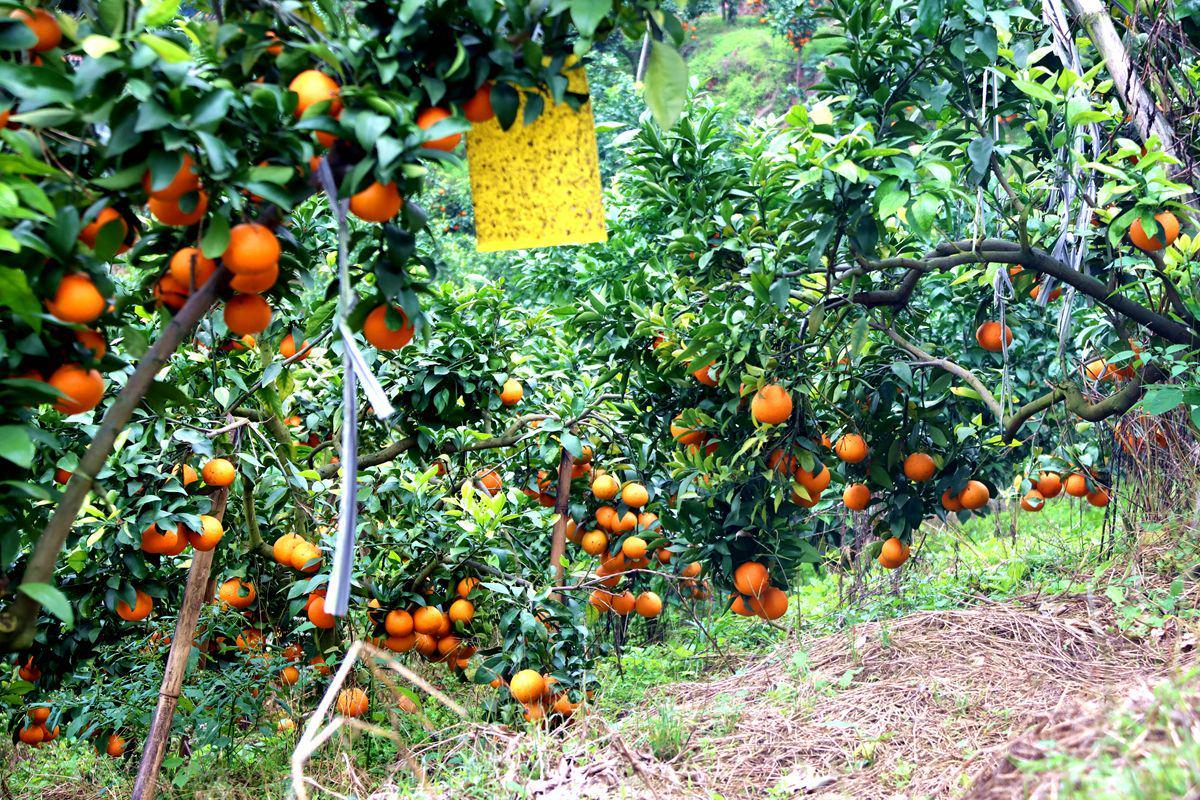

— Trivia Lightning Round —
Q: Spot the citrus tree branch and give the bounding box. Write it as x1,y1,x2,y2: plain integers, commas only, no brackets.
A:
0,268,228,652
874,324,1005,421
1002,363,1167,442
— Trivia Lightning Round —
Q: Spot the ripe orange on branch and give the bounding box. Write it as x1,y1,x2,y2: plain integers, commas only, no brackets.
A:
48,273,106,323
463,82,495,123
10,8,61,52
224,293,272,335
218,578,256,610
202,457,236,486
48,364,106,415
509,670,546,704
362,305,414,350
975,321,1013,352
417,106,461,151
168,247,216,288
843,483,871,510
349,181,403,223
733,561,769,597
224,223,281,273
185,515,224,551
1128,211,1179,251
149,190,208,226
750,383,793,425
143,153,201,201
499,378,523,406
902,452,936,482
290,70,341,117
591,474,619,500
116,589,153,621
834,434,868,464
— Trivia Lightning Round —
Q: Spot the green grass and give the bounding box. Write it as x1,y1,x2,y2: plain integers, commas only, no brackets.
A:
684,15,800,117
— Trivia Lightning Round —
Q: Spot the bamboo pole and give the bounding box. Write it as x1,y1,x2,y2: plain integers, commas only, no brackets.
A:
131,487,228,800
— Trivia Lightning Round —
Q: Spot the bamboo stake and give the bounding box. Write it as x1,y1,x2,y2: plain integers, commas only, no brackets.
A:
131,487,228,800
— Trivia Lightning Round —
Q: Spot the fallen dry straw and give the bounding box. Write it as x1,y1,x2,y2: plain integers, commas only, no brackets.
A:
584,592,1195,799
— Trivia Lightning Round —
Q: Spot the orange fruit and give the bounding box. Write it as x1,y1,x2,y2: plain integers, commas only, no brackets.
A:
349,181,403,223
153,274,189,310
692,361,718,386
621,482,649,508
362,305,414,350
834,434,868,464
681,561,702,578
595,506,617,531
27,707,50,725
202,457,236,486
975,321,1013,352
476,468,502,494
167,247,216,288
75,329,107,359
10,8,61,52
1087,487,1111,506
223,223,281,274
148,191,208,226
16,723,44,746
843,483,871,510
499,378,523,406
1064,472,1089,497
218,578,256,609
105,733,126,757
412,606,445,635
185,514,224,551
748,586,787,619
116,589,153,621
336,688,369,718
958,480,990,510
289,70,341,118
581,530,608,556
508,669,545,704
1128,212,1179,251
611,510,637,532
143,153,200,201
750,383,792,425
224,294,272,335
272,533,302,564
902,453,936,482
279,333,307,360
448,598,475,624
53,467,72,484
730,594,754,616
48,273,106,323
17,659,40,682
384,609,414,637
48,364,106,414
941,489,963,512
635,591,663,618
609,590,636,615
416,107,460,150
1036,472,1062,498
767,449,798,475
589,589,613,611
1020,489,1045,512
621,536,647,560
279,666,300,686
796,464,831,494
636,511,658,531
290,540,322,572
591,474,619,500
670,414,705,445
733,562,769,597
78,207,127,250
307,595,336,628
456,577,479,598
462,82,494,123
386,634,415,652
229,262,279,293
140,523,184,555
877,537,910,569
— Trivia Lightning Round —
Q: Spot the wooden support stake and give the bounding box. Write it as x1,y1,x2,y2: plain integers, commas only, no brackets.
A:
131,488,228,800
549,447,574,587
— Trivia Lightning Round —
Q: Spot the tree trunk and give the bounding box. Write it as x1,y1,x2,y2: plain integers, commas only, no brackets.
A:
131,488,228,800
549,447,574,587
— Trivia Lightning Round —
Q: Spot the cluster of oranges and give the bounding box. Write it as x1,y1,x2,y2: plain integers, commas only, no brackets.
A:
362,578,480,673
16,706,61,748
1018,470,1110,512
504,668,584,722
728,561,788,620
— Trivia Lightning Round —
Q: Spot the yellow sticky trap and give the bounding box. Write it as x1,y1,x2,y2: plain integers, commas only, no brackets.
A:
467,67,606,252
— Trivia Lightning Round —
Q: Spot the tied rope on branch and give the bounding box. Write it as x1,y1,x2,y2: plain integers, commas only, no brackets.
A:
316,160,397,616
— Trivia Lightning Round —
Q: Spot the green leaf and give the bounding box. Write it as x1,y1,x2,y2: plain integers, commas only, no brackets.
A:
570,0,611,38
967,136,994,178
1141,385,1183,415
81,34,121,58
917,0,945,37
98,0,125,35
876,180,909,219
201,213,230,259
138,33,191,63
0,19,38,51
0,267,42,329
138,0,181,28
18,583,74,628
0,426,34,469
644,41,687,130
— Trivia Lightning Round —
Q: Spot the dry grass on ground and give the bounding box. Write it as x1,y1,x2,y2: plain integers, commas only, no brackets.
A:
396,589,1197,799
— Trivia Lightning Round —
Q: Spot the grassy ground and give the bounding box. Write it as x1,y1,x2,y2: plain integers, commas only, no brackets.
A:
8,500,1198,799
682,15,802,118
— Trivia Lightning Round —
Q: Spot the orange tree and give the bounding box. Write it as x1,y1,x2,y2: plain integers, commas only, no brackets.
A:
0,0,700,741
518,0,1200,619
